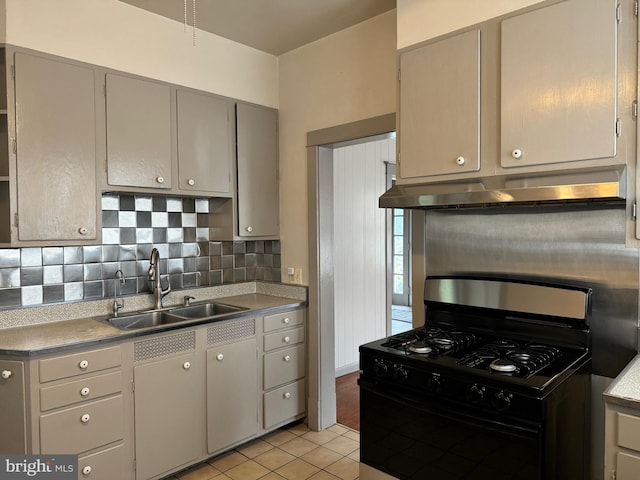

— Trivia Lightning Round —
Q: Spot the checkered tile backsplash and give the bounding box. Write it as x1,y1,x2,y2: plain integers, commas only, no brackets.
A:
0,194,281,308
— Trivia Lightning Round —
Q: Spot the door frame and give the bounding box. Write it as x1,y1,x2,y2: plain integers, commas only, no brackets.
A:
306,113,395,431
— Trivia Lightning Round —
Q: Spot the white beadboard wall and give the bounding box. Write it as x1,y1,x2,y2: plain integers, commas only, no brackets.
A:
333,137,395,374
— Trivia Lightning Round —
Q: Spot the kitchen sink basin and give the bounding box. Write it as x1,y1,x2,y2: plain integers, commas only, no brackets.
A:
107,311,186,330
168,302,247,319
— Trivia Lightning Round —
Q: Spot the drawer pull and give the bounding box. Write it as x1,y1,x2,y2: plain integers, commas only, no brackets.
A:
82,465,92,475
80,387,91,397
283,355,291,362
183,361,191,370
283,336,291,343
80,413,91,424
1,370,12,379
187,178,195,186
78,360,89,370
283,392,291,399
216,354,224,361
283,317,290,325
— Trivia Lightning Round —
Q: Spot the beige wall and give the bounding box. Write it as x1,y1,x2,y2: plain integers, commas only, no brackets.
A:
397,0,546,49
278,11,396,284
2,0,278,107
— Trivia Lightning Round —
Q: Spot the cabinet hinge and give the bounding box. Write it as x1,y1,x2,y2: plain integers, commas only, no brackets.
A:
11,138,16,155
635,0,639,16
633,100,638,119
10,64,14,80
616,3,622,23
615,118,622,136
13,213,18,228
398,69,401,82
633,202,637,220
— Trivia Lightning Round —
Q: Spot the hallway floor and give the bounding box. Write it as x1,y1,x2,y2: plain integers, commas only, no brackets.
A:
167,422,360,480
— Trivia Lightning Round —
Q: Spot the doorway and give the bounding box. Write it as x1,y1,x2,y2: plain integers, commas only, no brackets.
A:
306,113,395,431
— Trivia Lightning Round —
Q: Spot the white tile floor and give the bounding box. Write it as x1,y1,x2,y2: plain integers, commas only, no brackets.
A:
165,423,360,480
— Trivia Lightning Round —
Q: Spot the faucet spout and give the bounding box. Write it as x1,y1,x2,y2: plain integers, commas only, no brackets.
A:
149,248,171,309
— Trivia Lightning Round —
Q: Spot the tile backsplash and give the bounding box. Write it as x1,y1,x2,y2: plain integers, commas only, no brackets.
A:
0,194,281,308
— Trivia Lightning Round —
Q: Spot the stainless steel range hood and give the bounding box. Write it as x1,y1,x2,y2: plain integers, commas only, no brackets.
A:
379,165,627,209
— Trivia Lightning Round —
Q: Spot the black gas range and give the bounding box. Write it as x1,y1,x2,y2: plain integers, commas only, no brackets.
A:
359,276,592,480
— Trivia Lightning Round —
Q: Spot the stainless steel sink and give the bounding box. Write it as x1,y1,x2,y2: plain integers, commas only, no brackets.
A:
107,311,186,330
168,302,247,319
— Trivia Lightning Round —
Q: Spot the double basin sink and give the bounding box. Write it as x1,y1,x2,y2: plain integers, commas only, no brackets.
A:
106,302,248,331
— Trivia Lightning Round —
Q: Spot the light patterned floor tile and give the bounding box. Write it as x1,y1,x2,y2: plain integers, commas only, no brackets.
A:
278,436,319,457
301,429,340,446
327,425,349,435
207,451,249,472
286,422,311,436
253,447,296,470
347,449,360,462
264,429,298,447
300,446,344,469
275,458,320,480
325,457,359,480
260,473,288,480
343,430,359,442
176,462,221,480
224,459,270,480
322,436,360,456
307,471,343,480
236,439,274,459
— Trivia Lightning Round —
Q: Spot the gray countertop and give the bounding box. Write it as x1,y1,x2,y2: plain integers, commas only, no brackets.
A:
0,282,307,357
604,354,640,408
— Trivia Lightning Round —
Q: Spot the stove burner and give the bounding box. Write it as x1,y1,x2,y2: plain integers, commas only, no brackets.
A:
490,358,517,373
381,327,480,356
408,343,433,354
431,337,455,349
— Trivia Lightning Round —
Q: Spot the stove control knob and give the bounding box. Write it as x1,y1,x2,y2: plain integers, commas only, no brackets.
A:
373,360,388,377
427,373,442,393
492,390,512,412
393,366,408,383
466,384,485,404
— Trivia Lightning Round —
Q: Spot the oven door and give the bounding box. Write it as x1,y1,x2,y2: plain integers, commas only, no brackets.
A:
360,377,542,480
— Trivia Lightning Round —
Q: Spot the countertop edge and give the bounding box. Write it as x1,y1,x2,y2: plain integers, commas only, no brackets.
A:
603,353,640,407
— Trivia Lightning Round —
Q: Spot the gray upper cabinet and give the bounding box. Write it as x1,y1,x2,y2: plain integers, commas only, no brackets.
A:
236,103,279,238
500,0,617,168
105,73,172,190
398,29,481,179
177,90,232,197
14,52,98,243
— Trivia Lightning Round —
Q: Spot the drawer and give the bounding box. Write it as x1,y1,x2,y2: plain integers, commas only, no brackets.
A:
264,326,304,352
40,371,122,412
264,309,304,333
40,394,124,454
78,443,125,480
617,451,640,480
40,346,121,383
617,412,640,451
264,379,306,429
264,344,305,390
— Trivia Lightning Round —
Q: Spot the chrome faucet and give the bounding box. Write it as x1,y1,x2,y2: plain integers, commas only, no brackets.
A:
148,248,171,309
113,269,125,316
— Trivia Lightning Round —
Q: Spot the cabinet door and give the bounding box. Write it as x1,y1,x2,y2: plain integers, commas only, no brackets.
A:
398,29,480,179
134,352,203,480
0,360,26,453
105,73,172,189
236,103,279,238
207,338,258,453
177,90,232,196
501,0,617,168
14,53,97,241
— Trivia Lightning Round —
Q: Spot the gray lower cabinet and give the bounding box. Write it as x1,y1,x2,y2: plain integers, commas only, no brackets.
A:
13,51,99,243
105,72,172,190
605,402,640,479
207,335,258,453
0,359,26,453
132,332,204,480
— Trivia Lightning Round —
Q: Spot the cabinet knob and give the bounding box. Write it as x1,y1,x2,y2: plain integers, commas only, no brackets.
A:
283,355,291,362
456,156,465,166
245,226,253,233
78,360,89,370
187,179,195,186
283,317,290,325
78,227,88,235
283,392,291,399
283,336,291,343
80,413,91,424
81,465,92,475
80,387,91,397
1,370,12,379
156,176,165,184
216,353,224,361
183,361,191,370
511,149,523,159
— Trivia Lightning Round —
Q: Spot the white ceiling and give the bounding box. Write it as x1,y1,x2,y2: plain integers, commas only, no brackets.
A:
119,0,396,55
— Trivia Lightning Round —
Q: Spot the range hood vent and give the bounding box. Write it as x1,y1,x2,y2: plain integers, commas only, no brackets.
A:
379,166,627,209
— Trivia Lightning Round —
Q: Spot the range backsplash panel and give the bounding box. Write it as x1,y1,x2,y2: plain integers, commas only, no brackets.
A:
0,194,281,308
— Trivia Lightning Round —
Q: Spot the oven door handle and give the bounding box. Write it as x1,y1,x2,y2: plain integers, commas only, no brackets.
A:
360,377,541,440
